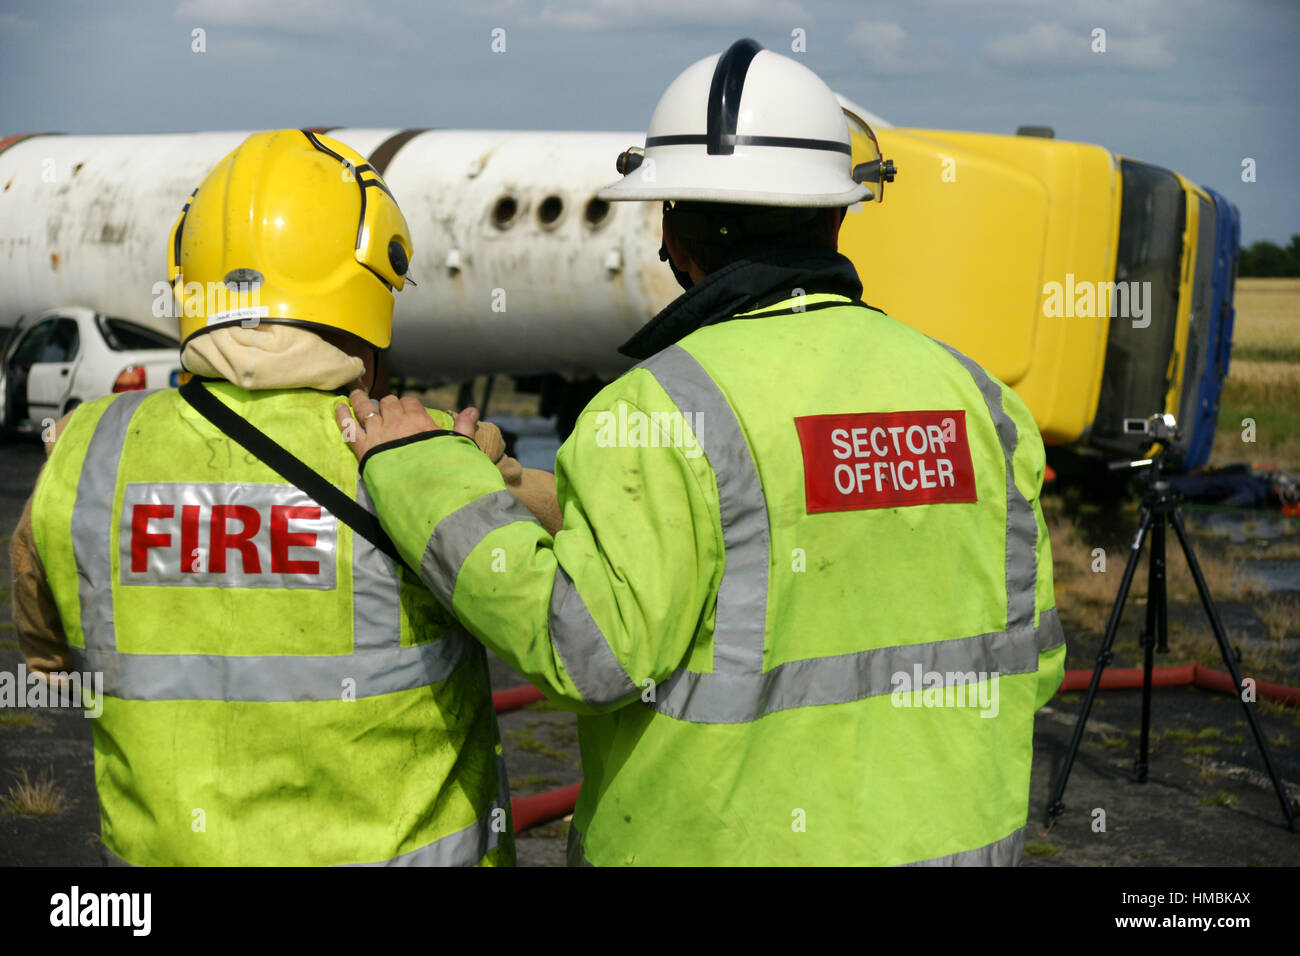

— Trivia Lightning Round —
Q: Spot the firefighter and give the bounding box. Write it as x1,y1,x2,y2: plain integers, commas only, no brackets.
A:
338,40,1065,865
10,129,560,865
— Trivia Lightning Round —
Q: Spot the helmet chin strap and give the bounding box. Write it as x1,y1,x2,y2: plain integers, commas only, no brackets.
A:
660,201,695,291
660,239,695,292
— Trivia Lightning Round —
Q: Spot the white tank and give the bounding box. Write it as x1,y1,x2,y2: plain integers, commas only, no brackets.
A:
0,129,680,380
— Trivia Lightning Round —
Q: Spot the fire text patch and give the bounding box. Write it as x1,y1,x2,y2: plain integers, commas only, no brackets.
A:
794,410,978,513
119,482,338,589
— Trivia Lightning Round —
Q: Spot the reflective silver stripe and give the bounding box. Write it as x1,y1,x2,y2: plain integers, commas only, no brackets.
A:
353,480,401,651
566,822,1023,866
934,341,1038,631
566,821,593,867
420,488,636,711
637,345,769,675
549,567,638,708
903,826,1025,866
74,390,154,653
118,480,339,590
68,391,465,702
69,631,469,702
350,755,510,867
1038,607,1065,653
650,616,1054,724
419,489,540,606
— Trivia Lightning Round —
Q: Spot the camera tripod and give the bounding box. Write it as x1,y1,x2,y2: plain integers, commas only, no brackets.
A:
1044,443,1298,832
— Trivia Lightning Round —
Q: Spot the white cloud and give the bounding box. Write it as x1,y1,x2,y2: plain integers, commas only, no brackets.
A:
1108,32,1176,70
470,0,808,32
1072,0,1208,33
0,13,38,33
921,0,1204,21
920,0,1050,6
172,0,418,49
986,21,1174,71
986,22,1091,67
847,21,919,76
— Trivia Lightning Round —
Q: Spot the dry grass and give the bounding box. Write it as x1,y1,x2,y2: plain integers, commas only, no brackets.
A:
504,727,570,763
1042,497,1124,615
1227,540,1300,562
1163,618,1290,679
1262,542,1300,561
1,767,69,817
1258,595,1300,646
1198,790,1237,808
1224,359,1300,395
1232,279,1300,355
1196,757,1229,781
1211,279,1300,471
1045,490,1297,682
1211,428,1300,473
1045,497,1264,608
1023,841,1061,857
1258,697,1300,728
1156,535,1264,604
1212,359,1300,471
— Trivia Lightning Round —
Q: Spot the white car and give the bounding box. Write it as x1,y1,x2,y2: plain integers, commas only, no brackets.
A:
0,306,181,436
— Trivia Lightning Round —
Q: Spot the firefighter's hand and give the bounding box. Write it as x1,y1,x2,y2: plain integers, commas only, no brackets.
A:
337,389,478,460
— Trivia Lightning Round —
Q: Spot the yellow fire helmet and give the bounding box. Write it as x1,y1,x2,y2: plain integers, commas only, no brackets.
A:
168,129,413,350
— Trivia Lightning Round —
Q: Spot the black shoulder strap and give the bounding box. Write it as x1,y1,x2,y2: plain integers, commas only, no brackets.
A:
180,378,409,571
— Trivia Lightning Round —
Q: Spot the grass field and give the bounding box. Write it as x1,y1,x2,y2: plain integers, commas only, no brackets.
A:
1210,278,1300,471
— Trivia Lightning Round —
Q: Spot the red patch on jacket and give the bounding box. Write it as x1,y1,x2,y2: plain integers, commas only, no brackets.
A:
794,410,978,513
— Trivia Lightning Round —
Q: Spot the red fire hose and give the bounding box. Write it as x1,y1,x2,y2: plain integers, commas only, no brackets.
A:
1059,662,1300,705
492,684,578,833
492,684,546,713
510,782,583,834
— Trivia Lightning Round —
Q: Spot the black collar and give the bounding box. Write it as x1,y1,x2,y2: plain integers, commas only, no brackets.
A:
618,247,869,360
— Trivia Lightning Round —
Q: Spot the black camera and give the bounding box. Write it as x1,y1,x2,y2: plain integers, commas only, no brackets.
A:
1122,412,1178,443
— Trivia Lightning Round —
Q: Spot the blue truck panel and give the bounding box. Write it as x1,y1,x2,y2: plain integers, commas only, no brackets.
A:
1180,188,1240,470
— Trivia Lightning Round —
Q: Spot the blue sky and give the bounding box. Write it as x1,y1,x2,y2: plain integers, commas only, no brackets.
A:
1,0,1296,242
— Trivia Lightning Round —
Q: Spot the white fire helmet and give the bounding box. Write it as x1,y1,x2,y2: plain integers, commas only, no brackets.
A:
598,38,893,207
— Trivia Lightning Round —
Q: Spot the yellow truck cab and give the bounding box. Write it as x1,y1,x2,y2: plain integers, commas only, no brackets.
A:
838,114,1238,470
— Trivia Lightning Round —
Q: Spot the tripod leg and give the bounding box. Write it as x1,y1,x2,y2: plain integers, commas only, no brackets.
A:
1168,508,1297,832
1044,505,1153,827
1136,511,1164,783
